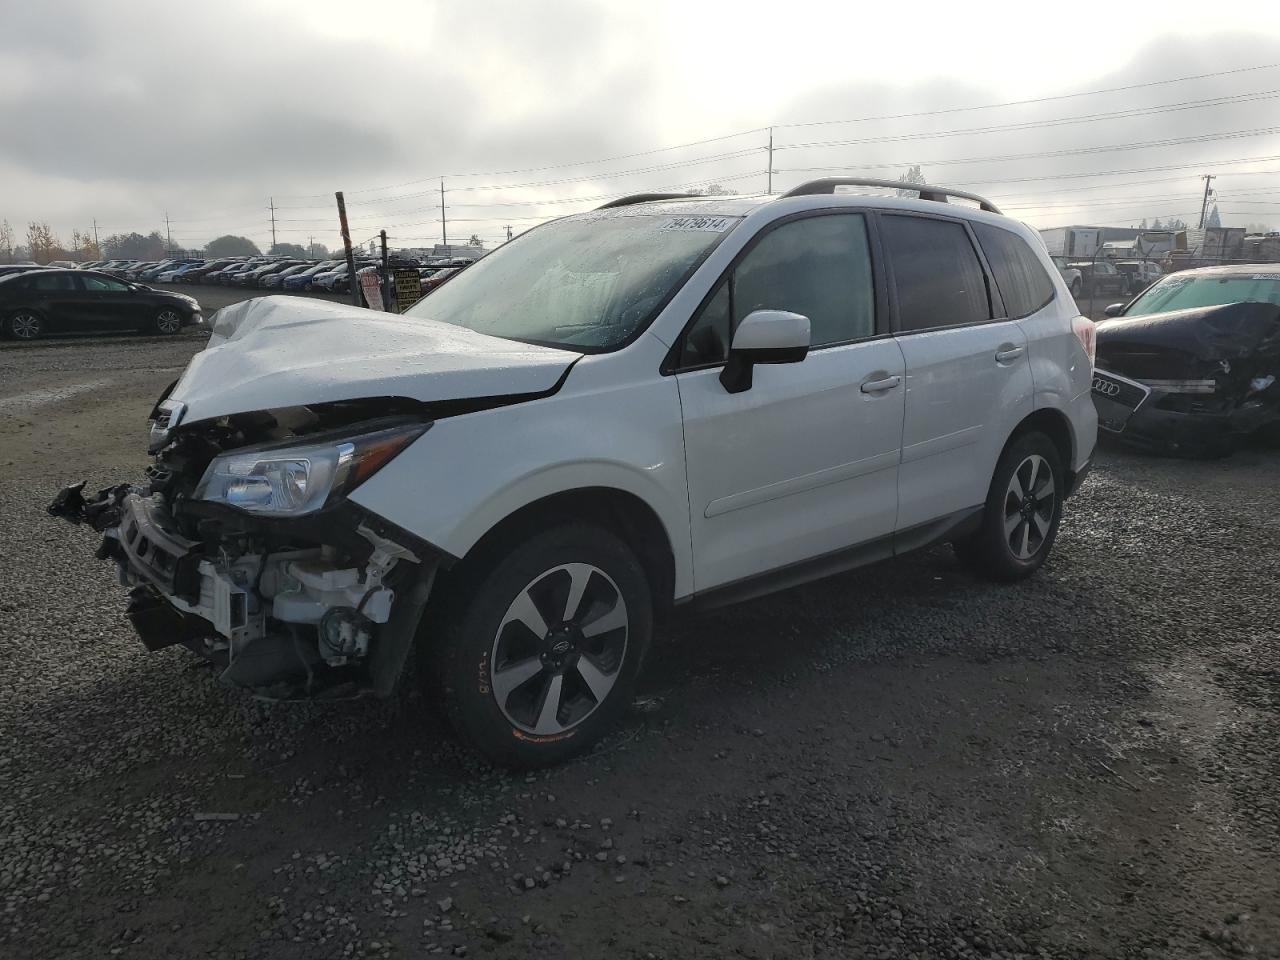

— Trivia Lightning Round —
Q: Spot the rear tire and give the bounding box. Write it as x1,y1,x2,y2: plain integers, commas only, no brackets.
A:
424,523,652,768
954,431,1064,582
1070,278,1081,297
7,311,44,340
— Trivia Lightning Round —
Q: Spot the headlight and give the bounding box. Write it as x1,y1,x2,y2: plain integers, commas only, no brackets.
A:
194,422,427,517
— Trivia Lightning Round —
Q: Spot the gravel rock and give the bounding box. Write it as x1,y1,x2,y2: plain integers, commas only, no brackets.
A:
2,329,1279,958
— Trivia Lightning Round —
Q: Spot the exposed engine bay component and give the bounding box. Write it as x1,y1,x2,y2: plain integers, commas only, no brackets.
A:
1092,301,1280,456
48,405,444,700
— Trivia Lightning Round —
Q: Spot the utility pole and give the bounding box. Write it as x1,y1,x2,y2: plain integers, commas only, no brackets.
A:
269,197,278,252
92,218,99,251
440,178,448,253
379,230,391,312
164,212,172,255
308,235,314,258
335,191,361,307
766,127,774,195
1197,175,1216,229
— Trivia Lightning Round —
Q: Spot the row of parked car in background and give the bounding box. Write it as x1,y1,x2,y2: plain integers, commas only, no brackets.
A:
1051,257,1164,298
68,255,473,298
0,252,475,340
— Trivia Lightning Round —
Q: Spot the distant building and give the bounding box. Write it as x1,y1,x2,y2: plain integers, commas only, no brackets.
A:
1172,227,1246,261
1037,225,1141,258
1243,233,1280,262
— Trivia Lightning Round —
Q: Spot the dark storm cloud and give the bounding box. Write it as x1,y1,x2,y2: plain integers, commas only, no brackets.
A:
0,0,670,241
3,2,1279,241
0,0,661,182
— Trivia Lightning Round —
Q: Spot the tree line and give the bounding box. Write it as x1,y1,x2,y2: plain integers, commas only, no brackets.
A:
0,219,328,265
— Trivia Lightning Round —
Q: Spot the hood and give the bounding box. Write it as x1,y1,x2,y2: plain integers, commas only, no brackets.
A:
1097,302,1280,362
171,296,579,423
1097,301,1280,388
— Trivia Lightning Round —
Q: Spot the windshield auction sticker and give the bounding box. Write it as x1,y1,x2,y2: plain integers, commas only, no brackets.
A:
658,216,735,232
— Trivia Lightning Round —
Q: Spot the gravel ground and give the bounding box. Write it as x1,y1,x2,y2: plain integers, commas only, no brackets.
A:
1,314,1278,960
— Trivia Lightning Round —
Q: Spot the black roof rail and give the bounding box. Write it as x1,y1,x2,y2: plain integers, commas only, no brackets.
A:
596,192,703,209
780,177,1002,214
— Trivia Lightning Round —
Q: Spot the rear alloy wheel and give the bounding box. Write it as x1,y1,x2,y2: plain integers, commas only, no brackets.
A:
955,431,1064,582
8,311,43,340
428,523,652,768
1002,454,1056,562
153,308,183,335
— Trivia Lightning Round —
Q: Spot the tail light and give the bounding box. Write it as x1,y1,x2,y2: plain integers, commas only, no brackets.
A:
1072,316,1096,368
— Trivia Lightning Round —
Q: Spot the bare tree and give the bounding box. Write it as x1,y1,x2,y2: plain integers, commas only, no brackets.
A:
0,219,13,261
688,183,735,197
26,221,59,264
896,165,927,197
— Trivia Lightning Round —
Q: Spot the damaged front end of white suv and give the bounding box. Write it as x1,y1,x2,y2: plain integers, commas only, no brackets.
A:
49,404,442,699
46,295,580,700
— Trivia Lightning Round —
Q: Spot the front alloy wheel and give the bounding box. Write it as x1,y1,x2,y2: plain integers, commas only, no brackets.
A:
154,309,183,334
427,523,652,768
491,563,629,736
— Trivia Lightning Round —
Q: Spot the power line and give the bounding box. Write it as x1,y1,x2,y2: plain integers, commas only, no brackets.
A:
774,61,1280,130
267,62,1280,204
272,128,770,202
774,126,1280,179
775,88,1280,153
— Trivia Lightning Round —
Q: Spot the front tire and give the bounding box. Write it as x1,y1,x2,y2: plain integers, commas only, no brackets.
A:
152,308,183,335
955,431,1064,582
7,311,44,340
426,523,652,768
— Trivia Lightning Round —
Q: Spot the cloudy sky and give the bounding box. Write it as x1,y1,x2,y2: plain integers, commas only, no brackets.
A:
4,0,1280,252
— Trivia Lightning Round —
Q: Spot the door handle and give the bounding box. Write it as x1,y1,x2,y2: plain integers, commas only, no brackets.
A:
995,345,1025,363
860,374,902,394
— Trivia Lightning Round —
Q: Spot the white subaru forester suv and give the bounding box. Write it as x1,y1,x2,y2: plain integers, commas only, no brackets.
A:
52,179,1097,767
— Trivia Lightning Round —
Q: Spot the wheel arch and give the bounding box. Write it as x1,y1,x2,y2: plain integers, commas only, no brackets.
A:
1005,407,1076,487
439,486,678,620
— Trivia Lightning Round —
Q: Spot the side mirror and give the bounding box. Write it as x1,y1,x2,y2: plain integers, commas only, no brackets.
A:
1104,303,1125,317
719,309,810,394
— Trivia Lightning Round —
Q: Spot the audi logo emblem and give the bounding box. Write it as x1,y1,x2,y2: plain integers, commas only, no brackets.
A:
1093,378,1121,397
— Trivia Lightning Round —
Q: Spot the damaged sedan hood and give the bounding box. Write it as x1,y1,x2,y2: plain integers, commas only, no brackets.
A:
171,296,579,422
1095,302,1280,378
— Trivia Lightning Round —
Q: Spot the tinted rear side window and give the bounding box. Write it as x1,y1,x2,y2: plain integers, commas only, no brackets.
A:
973,223,1056,318
32,273,75,292
881,216,991,332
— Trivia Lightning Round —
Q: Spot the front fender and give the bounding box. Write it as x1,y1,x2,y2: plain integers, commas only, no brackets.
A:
348,373,694,598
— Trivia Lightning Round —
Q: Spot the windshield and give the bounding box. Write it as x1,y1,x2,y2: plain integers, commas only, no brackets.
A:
405,210,739,351
1125,273,1280,316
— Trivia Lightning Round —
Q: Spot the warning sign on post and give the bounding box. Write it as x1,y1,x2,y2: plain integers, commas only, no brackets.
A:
357,267,384,312
394,269,422,313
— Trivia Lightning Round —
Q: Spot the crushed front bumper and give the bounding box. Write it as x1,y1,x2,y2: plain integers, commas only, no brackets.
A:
51,483,440,700
1091,367,1279,456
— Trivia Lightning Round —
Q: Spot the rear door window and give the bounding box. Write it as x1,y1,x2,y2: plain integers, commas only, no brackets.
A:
32,272,76,292
81,275,130,292
881,215,991,332
973,223,1056,318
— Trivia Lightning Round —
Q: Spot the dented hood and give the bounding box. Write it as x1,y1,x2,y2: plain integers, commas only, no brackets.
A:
171,296,579,422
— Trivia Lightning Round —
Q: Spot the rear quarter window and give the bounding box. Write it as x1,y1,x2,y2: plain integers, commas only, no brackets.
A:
973,223,1056,319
